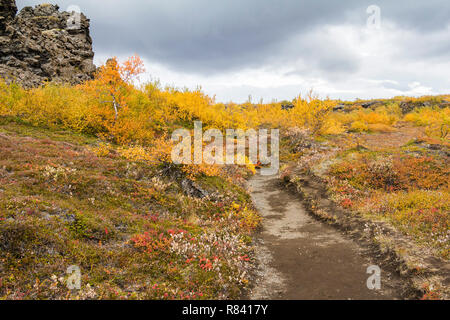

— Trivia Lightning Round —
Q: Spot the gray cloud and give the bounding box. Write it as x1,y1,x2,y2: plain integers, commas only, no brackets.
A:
88,0,363,72
18,1,450,70
17,0,450,101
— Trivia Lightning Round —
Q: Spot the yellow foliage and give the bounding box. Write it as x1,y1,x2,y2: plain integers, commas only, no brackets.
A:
329,103,401,133
403,106,449,141
291,91,335,134
321,117,346,135
182,163,222,180
2,55,448,183
351,121,369,132
118,135,173,164
424,124,449,141
230,203,261,231
91,142,112,157
404,106,450,127
367,123,397,133
118,145,153,162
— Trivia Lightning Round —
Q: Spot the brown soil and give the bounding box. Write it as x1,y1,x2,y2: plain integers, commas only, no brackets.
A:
247,174,407,300
358,124,425,150
331,123,426,151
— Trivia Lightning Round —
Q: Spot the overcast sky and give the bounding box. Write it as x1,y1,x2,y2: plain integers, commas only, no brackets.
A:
18,0,450,102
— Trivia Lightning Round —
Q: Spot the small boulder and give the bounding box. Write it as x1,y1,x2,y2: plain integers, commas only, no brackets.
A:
333,104,346,112
181,179,209,199
281,104,295,111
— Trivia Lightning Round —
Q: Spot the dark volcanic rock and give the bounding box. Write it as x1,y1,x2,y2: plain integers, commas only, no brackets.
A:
281,104,295,111
181,179,209,199
0,0,95,87
333,104,346,112
0,0,17,29
361,101,382,109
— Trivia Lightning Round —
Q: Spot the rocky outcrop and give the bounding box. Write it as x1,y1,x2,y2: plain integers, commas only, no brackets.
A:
181,178,210,199
361,100,383,109
0,0,95,87
0,0,17,29
281,103,294,111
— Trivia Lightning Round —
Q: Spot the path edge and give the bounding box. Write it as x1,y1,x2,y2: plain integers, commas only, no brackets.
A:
282,171,450,300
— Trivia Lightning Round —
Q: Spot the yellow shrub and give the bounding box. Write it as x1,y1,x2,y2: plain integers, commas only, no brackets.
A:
91,142,112,157
367,123,397,133
404,106,450,127
351,121,369,132
0,80,26,116
321,117,346,135
182,163,222,180
330,103,401,133
118,145,152,162
424,124,449,141
291,91,335,134
118,135,173,164
236,153,256,175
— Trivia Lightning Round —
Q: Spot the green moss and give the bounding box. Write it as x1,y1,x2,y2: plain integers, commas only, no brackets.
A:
0,117,97,145
200,175,250,203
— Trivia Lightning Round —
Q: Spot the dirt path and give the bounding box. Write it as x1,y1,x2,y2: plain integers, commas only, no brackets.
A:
247,174,405,300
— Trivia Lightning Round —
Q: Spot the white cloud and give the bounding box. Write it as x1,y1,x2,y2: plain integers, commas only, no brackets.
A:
106,19,448,103
23,0,450,102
